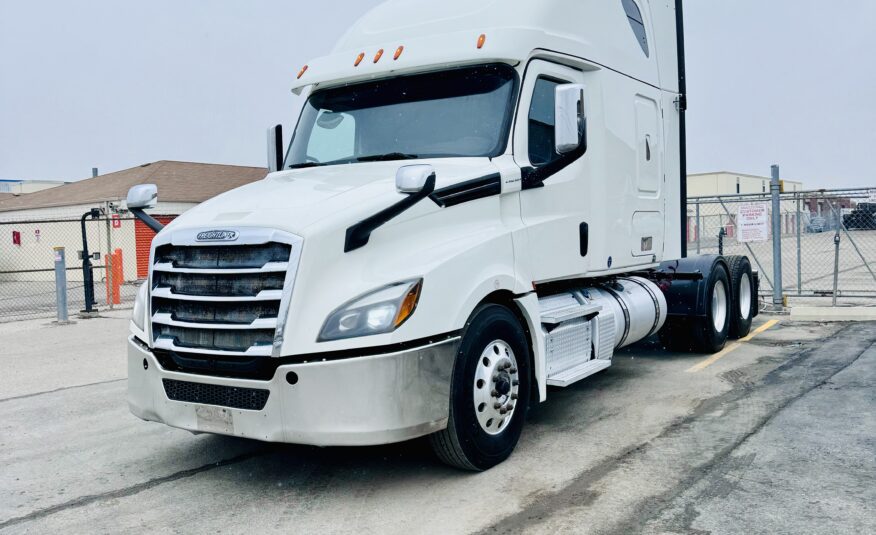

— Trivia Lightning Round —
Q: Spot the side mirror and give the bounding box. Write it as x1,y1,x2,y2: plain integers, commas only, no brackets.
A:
126,184,158,209
555,84,587,154
396,164,436,194
267,124,284,172
126,184,164,232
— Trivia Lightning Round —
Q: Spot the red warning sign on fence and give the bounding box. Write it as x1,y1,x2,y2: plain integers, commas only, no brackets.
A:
112,214,121,229
737,202,770,243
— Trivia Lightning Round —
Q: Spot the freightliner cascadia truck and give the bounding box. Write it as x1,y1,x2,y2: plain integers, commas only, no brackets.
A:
125,0,758,470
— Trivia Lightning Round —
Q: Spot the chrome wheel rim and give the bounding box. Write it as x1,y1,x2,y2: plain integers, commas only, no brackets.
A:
712,280,728,332
739,273,752,321
473,340,519,435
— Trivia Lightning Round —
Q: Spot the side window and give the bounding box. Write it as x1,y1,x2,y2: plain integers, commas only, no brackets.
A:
306,111,356,163
622,0,649,57
528,77,565,167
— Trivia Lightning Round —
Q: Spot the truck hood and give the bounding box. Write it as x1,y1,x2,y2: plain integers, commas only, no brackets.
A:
163,158,500,236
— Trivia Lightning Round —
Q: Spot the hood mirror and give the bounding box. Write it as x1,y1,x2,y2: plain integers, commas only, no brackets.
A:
396,164,436,194
126,184,158,209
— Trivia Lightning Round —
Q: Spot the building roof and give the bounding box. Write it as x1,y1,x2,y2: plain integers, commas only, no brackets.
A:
0,179,67,184
688,171,803,185
0,161,268,213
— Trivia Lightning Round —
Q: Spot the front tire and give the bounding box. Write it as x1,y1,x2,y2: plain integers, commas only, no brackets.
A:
429,304,531,471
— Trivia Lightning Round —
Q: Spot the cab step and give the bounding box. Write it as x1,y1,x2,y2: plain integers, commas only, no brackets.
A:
546,359,611,387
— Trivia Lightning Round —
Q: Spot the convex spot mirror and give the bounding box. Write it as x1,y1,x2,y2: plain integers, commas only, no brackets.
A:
126,184,158,209
555,84,587,154
396,164,436,194
316,111,346,130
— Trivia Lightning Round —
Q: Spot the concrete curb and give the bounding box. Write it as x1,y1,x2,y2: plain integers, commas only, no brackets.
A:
790,306,876,322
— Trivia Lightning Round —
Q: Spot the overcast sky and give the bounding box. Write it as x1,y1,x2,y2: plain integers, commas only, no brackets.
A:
1,1,874,188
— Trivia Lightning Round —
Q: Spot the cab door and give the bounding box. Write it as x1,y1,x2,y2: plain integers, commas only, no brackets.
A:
512,59,597,283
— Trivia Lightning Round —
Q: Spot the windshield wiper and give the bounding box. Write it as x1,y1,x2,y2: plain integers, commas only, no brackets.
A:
356,153,420,163
288,162,325,169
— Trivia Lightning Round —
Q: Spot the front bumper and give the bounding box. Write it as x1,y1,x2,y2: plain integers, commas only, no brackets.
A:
127,336,459,446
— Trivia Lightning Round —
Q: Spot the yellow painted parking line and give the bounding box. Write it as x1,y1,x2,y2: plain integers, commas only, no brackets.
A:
686,319,779,373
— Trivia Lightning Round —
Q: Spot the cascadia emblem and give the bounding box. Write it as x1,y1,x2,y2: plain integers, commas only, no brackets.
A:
196,230,239,242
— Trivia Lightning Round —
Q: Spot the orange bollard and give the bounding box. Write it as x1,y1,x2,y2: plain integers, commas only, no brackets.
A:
111,250,123,305
104,254,112,305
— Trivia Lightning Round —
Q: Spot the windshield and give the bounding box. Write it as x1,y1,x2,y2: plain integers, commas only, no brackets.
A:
286,64,519,169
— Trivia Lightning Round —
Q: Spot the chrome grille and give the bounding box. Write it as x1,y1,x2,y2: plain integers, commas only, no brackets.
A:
153,272,286,297
154,243,291,269
149,232,301,363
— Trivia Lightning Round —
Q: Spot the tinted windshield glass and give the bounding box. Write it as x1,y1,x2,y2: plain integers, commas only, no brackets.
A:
286,64,518,168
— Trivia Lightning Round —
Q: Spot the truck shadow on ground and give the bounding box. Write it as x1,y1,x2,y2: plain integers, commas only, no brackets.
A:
192,337,708,490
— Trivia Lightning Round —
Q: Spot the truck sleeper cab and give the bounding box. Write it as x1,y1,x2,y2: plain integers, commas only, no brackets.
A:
126,0,758,471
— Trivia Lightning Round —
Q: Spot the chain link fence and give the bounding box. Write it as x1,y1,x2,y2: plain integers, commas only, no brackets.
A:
688,188,876,304
2,190,873,323
0,212,143,322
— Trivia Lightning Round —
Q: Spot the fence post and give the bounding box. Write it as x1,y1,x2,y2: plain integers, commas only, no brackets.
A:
832,232,841,307
105,202,114,310
695,201,701,254
796,192,802,296
53,247,69,323
770,165,784,309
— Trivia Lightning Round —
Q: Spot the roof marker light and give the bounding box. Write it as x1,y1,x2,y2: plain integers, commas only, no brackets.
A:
374,48,384,63
354,53,365,67
394,46,404,60
297,65,308,79
477,34,487,49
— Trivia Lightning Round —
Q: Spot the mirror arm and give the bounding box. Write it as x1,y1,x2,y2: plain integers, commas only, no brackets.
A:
344,174,436,253
130,208,165,233
521,138,588,191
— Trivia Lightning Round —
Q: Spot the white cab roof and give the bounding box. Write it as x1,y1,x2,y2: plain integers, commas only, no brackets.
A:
292,0,679,95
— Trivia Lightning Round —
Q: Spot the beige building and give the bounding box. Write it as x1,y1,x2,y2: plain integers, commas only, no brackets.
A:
0,161,267,283
688,172,803,198
0,179,68,195
685,172,808,245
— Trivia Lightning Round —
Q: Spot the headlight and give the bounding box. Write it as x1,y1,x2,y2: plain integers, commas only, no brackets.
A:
131,282,148,332
318,279,422,341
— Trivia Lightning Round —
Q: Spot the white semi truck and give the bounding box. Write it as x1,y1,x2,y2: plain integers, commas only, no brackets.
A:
125,0,758,470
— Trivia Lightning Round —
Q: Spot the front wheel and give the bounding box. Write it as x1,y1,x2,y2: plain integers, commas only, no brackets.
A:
429,304,531,471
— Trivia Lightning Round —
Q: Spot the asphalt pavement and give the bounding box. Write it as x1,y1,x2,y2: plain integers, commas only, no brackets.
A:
0,312,873,534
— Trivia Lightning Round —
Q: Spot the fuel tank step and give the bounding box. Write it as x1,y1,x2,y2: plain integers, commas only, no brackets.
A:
546,359,611,387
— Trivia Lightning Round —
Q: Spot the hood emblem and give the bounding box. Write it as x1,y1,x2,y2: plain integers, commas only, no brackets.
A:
196,230,239,242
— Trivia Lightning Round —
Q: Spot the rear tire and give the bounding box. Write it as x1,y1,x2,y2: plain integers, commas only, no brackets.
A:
692,263,731,353
726,256,754,339
429,304,531,471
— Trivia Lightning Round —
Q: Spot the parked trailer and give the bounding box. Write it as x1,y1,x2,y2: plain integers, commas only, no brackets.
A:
125,0,757,470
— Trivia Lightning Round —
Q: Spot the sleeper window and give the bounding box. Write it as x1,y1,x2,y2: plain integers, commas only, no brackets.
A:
622,0,650,57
